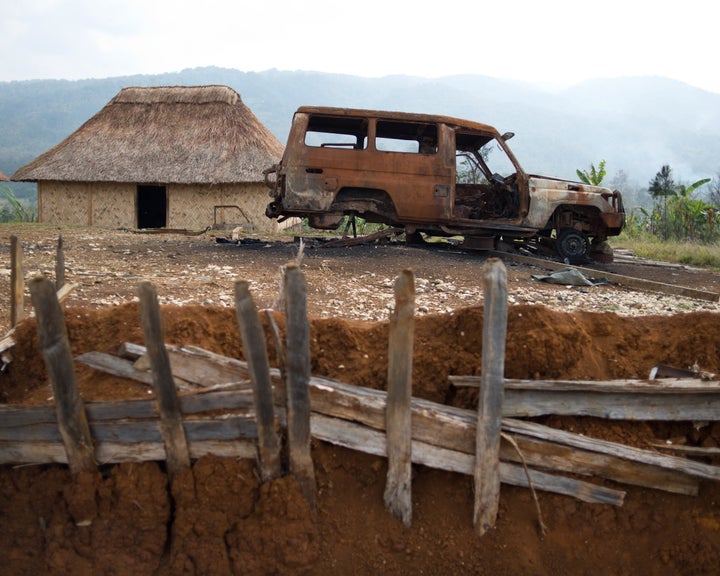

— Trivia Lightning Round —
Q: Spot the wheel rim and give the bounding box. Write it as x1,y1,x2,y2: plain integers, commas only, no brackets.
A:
558,230,588,260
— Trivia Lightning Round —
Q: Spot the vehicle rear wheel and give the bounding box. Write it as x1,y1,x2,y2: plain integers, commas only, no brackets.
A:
557,228,589,262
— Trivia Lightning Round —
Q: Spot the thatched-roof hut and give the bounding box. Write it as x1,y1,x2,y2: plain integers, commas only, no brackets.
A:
0,172,9,182
12,85,292,231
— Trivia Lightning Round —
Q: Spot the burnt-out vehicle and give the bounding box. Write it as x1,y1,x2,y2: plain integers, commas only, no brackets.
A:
264,106,625,261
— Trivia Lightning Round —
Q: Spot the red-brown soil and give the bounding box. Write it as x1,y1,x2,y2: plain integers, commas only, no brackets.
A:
2,224,720,575
2,301,720,575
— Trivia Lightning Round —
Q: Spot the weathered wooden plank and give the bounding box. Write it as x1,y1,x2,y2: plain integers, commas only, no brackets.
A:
0,404,60,427
0,414,256,443
179,388,255,414
0,331,15,354
56,282,78,303
301,378,708,494
29,276,96,474
118,343,250,388
502,390,720,420
76,351,234,392
10,235,24,327
138,282,190,476
235,280,282,481
310,414,625,506
384,269,415,527
503,418,720,481
55,235,65,290
79,344,720,488
0,389,254,432
651,444,720,457
450,376,720,420
474,259,508,536
502,378,720,393
452,375,720,393
504,435,698,496
0,439,256,466
77,351,156,385
284,264,316,506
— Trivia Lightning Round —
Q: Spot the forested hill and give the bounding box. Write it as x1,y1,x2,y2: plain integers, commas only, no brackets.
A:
2,67,719,197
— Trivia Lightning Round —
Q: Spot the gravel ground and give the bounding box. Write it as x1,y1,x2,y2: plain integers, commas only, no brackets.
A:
2,224,720,335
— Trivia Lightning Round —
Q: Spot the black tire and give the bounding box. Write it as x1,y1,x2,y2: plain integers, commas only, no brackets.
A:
557,229,589,262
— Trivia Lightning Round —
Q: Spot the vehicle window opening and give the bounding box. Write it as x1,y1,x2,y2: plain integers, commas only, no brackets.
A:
454,131,519,220
375,121,438,154
305,115,368,149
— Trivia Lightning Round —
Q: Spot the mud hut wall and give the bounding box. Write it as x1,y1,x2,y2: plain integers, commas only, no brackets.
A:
38,181,135,227
37,181,300,232
38,181,90,225
168,183,299,232
91,184,135,228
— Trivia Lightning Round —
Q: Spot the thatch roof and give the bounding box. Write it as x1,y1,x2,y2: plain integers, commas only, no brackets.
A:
12,85,284,184
0,172,9,181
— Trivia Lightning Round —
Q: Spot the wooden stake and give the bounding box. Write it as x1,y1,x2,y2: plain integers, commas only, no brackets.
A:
55,235,65,290
10,235,24,327
283,263,316,506
474,258,508,536
137,281,190,477
235,280,282,481
29,276,95,474
384,269,415,527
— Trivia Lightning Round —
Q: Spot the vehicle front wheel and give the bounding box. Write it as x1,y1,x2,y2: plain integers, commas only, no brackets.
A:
556,229,589,263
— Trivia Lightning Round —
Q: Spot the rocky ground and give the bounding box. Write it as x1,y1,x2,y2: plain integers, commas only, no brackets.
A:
2,224,720,336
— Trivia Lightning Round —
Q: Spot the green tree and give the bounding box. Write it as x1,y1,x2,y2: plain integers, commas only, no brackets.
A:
707,172,720,206
576,160,607,186
648,165,676,239
670,178,712,240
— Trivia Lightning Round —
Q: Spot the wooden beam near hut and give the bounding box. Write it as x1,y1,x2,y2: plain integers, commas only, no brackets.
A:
450,376,720,420
138,282,190,476
235,280,282,481
283,264,317,507
384,269,415,527
10,235,24,327
28,277,96,474
474,259,508,536
72,345,717,495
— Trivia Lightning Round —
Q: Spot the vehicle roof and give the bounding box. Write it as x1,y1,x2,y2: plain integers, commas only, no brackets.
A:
296,106,501,135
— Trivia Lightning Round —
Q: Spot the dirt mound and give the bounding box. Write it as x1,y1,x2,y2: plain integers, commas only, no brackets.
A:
1,304,720,575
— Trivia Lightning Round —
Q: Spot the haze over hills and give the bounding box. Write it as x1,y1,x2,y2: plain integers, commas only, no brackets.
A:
1,67,718,205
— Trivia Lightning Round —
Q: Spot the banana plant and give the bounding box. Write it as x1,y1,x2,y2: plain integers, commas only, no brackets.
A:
576,160,607,186
0,184,31,222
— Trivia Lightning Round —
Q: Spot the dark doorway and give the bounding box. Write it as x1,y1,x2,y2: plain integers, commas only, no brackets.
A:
137,185,167,228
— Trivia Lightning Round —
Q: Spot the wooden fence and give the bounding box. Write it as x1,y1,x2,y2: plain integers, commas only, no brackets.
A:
3,236,720,537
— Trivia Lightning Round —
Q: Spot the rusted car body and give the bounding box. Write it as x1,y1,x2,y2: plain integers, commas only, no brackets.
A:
265,106,624,261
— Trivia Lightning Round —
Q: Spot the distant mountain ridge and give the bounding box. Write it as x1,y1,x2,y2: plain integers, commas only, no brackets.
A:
2,67,718,199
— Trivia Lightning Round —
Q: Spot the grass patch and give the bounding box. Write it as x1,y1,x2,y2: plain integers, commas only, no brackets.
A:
612,232,720,268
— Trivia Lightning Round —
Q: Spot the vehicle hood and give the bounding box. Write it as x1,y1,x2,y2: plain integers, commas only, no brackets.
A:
527,174,614,195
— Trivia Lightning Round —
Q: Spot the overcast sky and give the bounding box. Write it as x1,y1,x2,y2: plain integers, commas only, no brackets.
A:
1,0,718,94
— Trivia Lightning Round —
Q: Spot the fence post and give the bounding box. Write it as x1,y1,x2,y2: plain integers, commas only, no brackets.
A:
29,276,96,474
473,258,508,536
283,263,316,507
235,280,282,481
137,281,190,477
384,269,415,527
55,235,65,290
10,235,24,327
